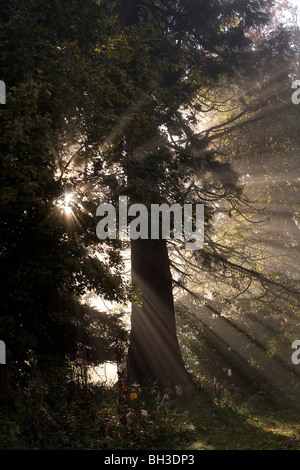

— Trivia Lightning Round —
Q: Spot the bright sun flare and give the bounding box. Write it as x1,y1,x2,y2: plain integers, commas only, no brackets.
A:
56,192,74,215
64,193,73,214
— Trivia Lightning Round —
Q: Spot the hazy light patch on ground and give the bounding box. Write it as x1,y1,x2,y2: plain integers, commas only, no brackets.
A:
89,362,118,386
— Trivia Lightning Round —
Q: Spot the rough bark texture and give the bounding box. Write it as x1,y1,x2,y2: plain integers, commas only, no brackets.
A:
128,238,197,392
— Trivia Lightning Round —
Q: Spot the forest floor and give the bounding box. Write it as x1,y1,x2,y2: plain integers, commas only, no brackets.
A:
0,381,299,450
178,393,300,450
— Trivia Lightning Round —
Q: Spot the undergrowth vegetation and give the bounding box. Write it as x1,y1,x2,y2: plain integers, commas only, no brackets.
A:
0,366,299,450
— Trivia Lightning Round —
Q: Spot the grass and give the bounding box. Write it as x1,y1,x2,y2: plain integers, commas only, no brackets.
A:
0,375,299,450
177,392,300,450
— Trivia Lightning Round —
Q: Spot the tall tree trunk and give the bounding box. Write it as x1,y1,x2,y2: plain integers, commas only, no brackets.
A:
127,237,197,392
